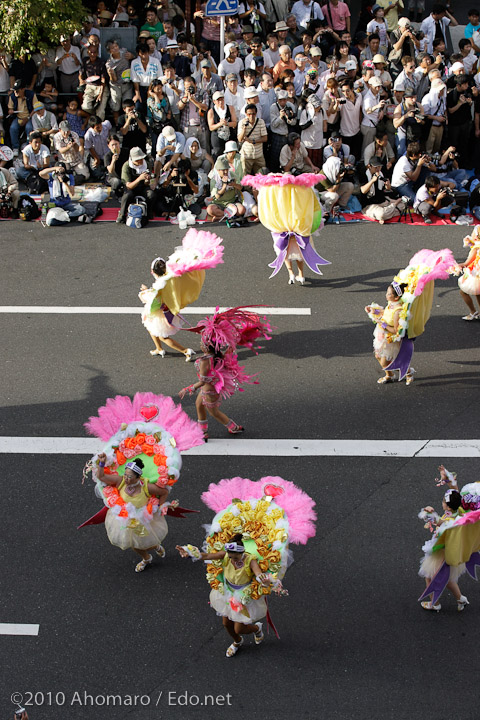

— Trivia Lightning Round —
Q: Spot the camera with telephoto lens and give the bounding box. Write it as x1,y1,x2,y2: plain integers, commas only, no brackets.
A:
187,86,195,95
283,106,295,119
0,189,12,218
449,151,460,159
171,167,187,187
431,151,442,167
441,187,456,201
413,108,423,119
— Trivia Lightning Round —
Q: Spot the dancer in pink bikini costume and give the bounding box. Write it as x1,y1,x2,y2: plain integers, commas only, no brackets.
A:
178,307,272,440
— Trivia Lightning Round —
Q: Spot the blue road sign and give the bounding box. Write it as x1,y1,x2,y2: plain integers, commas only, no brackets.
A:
204,0,239,16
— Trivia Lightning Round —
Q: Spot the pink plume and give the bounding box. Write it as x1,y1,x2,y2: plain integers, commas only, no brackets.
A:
85,392,203,450
188,306,273,353
201,476,316,545
166,228,224,276
407,248,456,296
242,173,324,189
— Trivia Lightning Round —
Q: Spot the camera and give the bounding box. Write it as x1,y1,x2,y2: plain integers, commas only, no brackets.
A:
411,29,424,39
449,151,460,159
187,86,195,95
338,97,347,104
442,187,456,199
0,189,13,218
283,106,295,119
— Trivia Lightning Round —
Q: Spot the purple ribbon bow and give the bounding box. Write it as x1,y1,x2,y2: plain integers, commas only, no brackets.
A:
269,232,330,278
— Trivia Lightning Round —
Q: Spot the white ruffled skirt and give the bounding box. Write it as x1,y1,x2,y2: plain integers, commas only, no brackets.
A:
209,589,267,624
373,325,401,361
418,549,465,583
141,310,184,338
105,509,168,551
458,269,480,297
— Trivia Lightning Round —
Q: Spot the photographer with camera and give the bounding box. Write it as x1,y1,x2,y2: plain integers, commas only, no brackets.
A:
393,89,425,156
280,132,319,173
363,129,395,174
389,18,420,77
0,166,20,218
116,147,155,223
206,155,245,222
421,78,447,154
432,145,470,190
360,157,405,223
178,77,209,151
118,98,149,154
391,141,437,202
413,174,456,223
39,162,91,224
270,89,298,170
318,155,354,214
154,124,186,179
53,120,90,184
361,76,385,152
323,132,355,167
155,157,200,217
447,74,478,167
207,91,238,160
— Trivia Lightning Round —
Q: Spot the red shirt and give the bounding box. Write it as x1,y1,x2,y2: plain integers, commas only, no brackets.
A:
321,1,350,31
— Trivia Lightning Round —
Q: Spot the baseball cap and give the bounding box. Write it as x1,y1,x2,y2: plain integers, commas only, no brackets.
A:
212,90,225,100
404,88,417,96
200,59,212,68
244,87,259,98
345,59,357,71
130,147,146,161
242,24,254,33
276,89,288,99
398,17,410,26
330,133,341,141
225,141,238,152
13,79,25,90
368,76,382,87
162,125,176,140
226,72,237,80
371,4,382,12
310,46,322,56
114,12,129,22
59,120,71,131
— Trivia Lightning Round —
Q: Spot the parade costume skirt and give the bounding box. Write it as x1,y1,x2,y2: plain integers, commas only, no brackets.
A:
209,589,267,624
105,510,168,551
458,271,480,297
418,550,465,583
201,389,221,408
373,325,401,362
142,311,184,338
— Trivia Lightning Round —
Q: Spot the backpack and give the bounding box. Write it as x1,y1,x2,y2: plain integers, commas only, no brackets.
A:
18,194,41,221
126,197,148,228
25,170,48,195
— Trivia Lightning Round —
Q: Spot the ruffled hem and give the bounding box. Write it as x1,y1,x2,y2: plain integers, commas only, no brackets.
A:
142,312,184,338
209,589,267,623
373,325,401,361
418,550,465,582
105,510,168,550
458,273,480,297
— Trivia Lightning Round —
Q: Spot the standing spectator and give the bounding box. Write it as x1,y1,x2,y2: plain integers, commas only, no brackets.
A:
465,9,480,52
389,18,420,76
376,0,403,33
285,14,303,50
55,36,82,96
7,80,36,155
197,59,223,97
270,88,298,169
53,121,90,183
263,34,281,74
361,76,385,151
421,78,447,154
194,6,222,63
339,79,363,160
118,98,149,153
207,91,237,160
9,54,37,90
84,116,112,178
131,43,163,112
157,20,177,50
80,44,109,121
218,43,244,81
244,36,266,74
366,5,390,57
162,62,182,124
447,74,477,166
146,79,172,149
257,72,276,128
16,131,51,189
224,73,245,118
272,45,296,81
105,40,133,126
33,48,57,89
458,39,478,76
420,4,458,55
116,146,156,224
291,0,325,31
141,6,165,42
321,0,351,35
360,34,381,64
237,104,268,173
393,56,419,95
156,0,185,24
177,77,209,150
0,51,10,116
299,94,326,167
31,101,58,144
393,89,425,156
238,0,267,33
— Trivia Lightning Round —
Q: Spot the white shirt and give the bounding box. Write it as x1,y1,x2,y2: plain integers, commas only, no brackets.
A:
263,48,280,69
366,18,389,49
414,183,431,209
461,50,477,74
420,15,450,54
130,57,162,86
291,0,324,29
361,90,381,127
257,87,276,126
339,94,362,136
300,105,325,149
23,144,51,169
392,155,413,187
55,45,82,75
421,89,446,125
393,69,419,94
218,57,244,80
224,86,245,117
294,68,308,95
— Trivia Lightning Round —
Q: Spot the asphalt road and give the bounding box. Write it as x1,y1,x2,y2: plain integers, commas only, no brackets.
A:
2,217,480,720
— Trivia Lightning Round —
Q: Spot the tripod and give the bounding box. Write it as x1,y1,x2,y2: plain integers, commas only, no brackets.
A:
397,201,415,223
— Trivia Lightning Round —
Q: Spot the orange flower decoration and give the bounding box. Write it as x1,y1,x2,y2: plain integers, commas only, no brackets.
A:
136,433,147,446
142,443,154,457
153,453,167,466
167,477,178,486
116,450,127,466
124,437,137,450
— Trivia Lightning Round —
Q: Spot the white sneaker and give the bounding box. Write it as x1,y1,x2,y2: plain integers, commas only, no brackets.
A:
462,312,479,321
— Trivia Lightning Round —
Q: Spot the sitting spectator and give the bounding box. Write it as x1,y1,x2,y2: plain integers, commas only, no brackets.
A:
37,79,59,112
237,103,268,174
433,145,470,189
393,89,425,156
323,132,355,166
80,44,109,120
154,124,185,177
207,90,237,159
104,134,128,196
105,39,134,125
206,155,246,222
64,98,87,141
16,131,50,191
55,35,82,96
116,146,155,223
391,141,437,201
280,132,319,173
0,166,20,218
181,136,213,175
84,116,112,179
155,157,200,216
31,102,58,145
118,99,148,154
39,162,92,223
146,79,172,150
363,129,395,172
413,173,456,222
360,157,405,223
7,80,36,155
318,155,354,213
53,121,90,184
299,94,326,167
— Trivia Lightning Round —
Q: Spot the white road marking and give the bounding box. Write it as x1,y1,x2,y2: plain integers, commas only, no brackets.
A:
0,624,39,636
0,306,311,316
1,437,480,457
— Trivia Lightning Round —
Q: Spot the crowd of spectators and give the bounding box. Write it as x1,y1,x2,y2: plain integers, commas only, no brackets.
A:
1,0,480,224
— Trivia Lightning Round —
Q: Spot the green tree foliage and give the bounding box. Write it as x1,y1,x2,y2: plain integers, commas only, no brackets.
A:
0,0,88,56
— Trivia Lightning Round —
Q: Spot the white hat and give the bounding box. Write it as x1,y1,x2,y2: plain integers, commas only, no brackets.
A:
166,39,179,48
225,140,238,152
345,59,357,71
162,125,176,140
310,46,322,56
431,78,446,91
212,90,225,100
368,76,382,87
276,89,288,99
398,16,410,26
450,61,465,73
244,87,259,98
129,146,146,161
372,54,386,64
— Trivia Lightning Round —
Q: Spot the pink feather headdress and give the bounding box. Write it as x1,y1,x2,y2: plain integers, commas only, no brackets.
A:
185,306,273,353
202,476,316,545
242,172,324,189
166,228,224,276
407,248,456,296
85,392,203,450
